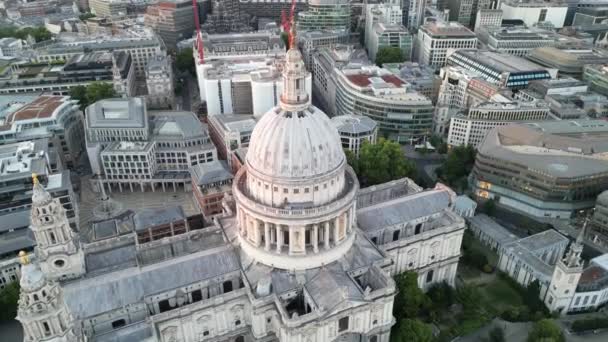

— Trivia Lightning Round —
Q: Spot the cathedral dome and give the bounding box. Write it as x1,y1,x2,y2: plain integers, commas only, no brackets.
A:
246,106,345,180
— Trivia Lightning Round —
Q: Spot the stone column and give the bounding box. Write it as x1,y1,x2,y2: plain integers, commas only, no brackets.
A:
276,226,283,253
264,222,271,251
254,220,261,247
324,221,330,249
334,216,340,244
312,224,319,253
289,228,295,254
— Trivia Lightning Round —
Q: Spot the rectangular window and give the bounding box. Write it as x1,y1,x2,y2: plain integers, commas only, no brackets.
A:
415,223,422,235
392,230,400,241
426,270,434,283
539,9,547,22
338,317,349,332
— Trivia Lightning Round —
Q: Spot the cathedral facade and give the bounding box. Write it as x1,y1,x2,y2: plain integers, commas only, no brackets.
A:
16,44,465,342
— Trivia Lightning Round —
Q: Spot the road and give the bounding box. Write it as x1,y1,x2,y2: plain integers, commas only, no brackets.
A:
401,145,445,186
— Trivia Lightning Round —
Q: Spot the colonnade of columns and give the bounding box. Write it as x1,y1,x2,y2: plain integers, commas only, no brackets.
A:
237,206,356,255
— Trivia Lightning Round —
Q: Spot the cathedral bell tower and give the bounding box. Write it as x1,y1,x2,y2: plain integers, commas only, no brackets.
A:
29,174,85,280
16,252,78,342
545,219,586,315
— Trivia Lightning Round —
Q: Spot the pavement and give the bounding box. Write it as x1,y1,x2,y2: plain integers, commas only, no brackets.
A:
0,320,22,342
401,145,445,186
78,175,200,230
458,318,532,342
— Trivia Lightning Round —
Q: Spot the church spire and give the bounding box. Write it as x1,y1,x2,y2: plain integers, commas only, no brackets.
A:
564,215,588,268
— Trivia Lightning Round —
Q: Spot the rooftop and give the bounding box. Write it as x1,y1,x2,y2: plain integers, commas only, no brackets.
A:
331,114,377,135
467,214,518,246
190,160,233,187
133,206,186,232
86,98,147,129
420,21,476,38
149,111,207,140
451,50,549,73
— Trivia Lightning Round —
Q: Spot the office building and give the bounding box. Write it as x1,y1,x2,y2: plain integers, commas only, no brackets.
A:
474,9,503,31
583,64,608,96
405,0,426,30
335,67,433,142
238,0,308,20
297,0,351,32
500,0,569,28
89,0,127,18
447,49,554,88
34,31,165,77
476,26,557,57
198,57,311,117
528,46,608,76
384,62,442,103
0,95,85,167
13,42,467,342
416,21,477,69
447,99,551,148
447,0,475,26
144,0,195,48
365,2,403,47
200,31,286,61
0,38,24,57
298,29,350,71
331,114,378,157
368,23,413,63
573,6,608,25
472,120,608,219
145,54,175,109
206,114,256,162
85,98,217,191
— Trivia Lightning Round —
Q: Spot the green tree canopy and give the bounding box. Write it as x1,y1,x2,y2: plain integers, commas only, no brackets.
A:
0,26,51,42
394,272,430,320
79,12,96,21
375,46,405,67
436,145,476,192
176,48,195,75
0,281,20,321
527,319,565,342
348,138,416,187
392,319,434,342
69,82,116,111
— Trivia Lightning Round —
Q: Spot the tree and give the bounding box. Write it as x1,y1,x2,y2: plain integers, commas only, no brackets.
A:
527,319,565,342
489,326,505,342
392,319,434,342
393,272,430,320
176,48,195,75
436,145,476,191
79,12,96,21
480,198,496,216
375,46,405,67
69,82,116,111
524,280,546,316
0,281,20,321
0,26,51,43
349,139,416,187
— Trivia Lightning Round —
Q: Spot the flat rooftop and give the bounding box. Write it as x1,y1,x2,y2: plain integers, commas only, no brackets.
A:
454,50,548,73
420,21,476,38
4,96,68,123
86,98,146,129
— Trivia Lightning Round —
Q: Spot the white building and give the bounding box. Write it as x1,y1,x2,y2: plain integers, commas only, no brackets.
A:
85,98,216,191
331,114,378,157
406,0,426,30
145,54,175,109
500,0,569,29
476,26,557,57
198,58,311,117
447,100,551,148
365,2,402,48
0,37,24,57
474,9,503,32
14,42,468,342
416,21,477,69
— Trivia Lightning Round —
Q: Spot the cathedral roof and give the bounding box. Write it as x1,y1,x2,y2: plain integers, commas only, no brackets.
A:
63,247,239,319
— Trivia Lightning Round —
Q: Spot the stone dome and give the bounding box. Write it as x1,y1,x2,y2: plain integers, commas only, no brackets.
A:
246,105,345,180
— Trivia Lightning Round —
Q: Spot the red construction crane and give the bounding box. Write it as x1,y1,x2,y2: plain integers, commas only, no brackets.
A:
192,0,204,63
284,0,297,48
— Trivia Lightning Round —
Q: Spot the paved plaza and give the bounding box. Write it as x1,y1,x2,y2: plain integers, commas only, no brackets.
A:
78,175,200,230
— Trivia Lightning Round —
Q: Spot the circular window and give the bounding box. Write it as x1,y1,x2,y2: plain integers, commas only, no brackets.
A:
54,259,65,268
